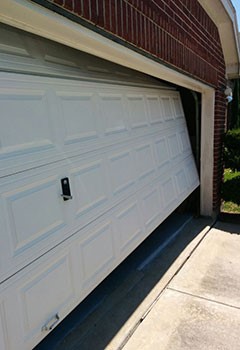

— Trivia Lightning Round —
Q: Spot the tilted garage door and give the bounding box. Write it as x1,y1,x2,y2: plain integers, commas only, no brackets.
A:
0,25,199,350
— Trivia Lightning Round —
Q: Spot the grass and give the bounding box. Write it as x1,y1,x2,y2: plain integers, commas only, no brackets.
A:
221,169,240,213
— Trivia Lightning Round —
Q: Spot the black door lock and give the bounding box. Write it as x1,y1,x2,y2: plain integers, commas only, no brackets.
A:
61,177,73,201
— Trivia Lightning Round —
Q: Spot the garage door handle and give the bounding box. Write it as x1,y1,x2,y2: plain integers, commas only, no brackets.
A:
42,313,60,332
61,177,73,201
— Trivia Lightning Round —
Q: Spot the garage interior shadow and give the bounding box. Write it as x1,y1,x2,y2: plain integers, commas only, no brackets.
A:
35,208,209,350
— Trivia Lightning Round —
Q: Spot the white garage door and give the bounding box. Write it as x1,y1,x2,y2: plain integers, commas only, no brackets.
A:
0,25,199,350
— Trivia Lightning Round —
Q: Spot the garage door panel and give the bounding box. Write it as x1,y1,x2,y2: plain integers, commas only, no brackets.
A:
135,142,156,182
20,253,75,334
167,133,181,159
172,96,185,119
99,93,127,135
0,156,199,349
0,77,200,350
0,25,202,349
4,246,78,350
0,126,198,285
4,175,66,257
146,94,163,125
0,74,188,179
0,164,74,282
0,88,54,156
175,169,189,196
162,177,177,209
185,158,199,187
108,150,136,197
141,186,162,232
78,221,115,292
161,96,175,121
57,91,99,145
179,129,192,152
154,136,170,169
127,94,148,129
115,201,143,256
71,159,108,217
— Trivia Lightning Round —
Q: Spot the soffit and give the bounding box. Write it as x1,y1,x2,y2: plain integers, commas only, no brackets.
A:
198,0,240,78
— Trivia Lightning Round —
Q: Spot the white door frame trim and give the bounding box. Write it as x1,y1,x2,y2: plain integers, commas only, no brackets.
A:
0,0,215,216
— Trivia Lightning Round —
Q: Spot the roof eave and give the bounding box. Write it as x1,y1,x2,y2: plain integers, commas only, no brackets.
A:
198,0,240,79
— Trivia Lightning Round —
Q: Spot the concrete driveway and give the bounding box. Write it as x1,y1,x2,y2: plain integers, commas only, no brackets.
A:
36,218,240,350
124,221,240,350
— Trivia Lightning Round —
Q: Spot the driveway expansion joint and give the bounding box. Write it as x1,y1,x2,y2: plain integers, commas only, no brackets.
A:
167,287,240,311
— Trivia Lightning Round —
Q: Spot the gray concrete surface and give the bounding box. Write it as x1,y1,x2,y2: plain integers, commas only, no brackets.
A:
125,222,240,350
124,289,240,350
39,218,240,350
170,222,240,307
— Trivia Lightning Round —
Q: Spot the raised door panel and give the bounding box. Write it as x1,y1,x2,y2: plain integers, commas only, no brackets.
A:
172,96,184,119
115,201,143,257
77,221,116,294
57,90,99,145
0,74,60,177
127,94,148,129
141,186,162,232
147,95,163,125
167,133,181,160
0,163,72,282
161,96,174,121
154,137,170,169
0,87,54,156
4,177,65,254
135,143,156,182
0,74,186,179
108,150,135,197
71,159,108,218
6,246,78,350
99,93,127,135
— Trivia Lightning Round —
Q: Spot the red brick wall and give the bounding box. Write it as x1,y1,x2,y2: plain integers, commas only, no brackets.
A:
32,0,227,212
